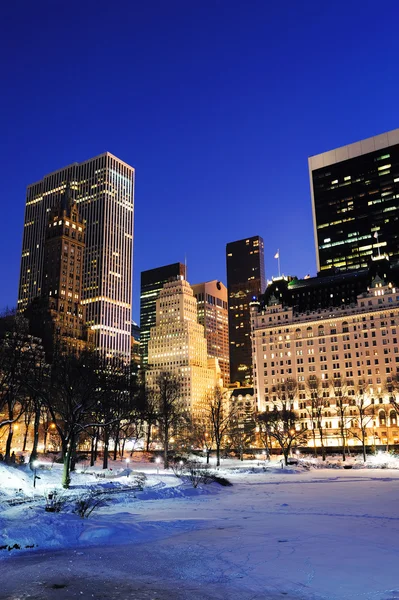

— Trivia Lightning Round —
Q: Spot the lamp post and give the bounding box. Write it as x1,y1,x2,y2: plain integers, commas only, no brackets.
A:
32,460,40,489
155,456,161,475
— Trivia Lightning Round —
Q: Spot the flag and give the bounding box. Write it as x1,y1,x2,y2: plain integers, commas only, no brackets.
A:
274,250,279,259
373,231,378,239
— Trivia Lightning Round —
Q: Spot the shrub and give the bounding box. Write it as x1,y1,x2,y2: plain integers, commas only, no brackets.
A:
170,457,188,478
44,490,66,513
182,461,232,488
74,492,107,518
130,472,147,490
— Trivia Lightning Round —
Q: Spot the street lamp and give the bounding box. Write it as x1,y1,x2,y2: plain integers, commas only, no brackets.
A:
155,456,161,475
125,458,130,467
32,460,40,489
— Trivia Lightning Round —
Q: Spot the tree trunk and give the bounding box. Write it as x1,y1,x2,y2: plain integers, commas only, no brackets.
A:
312,426,317,458
318,424,326,461
94,435,99,461
146,423,152,452
5,424,13,463
340,422,346,461
70,446,78,471
62,436,74,488
216,443,220,467
362,429,367,462
29,406,41,466
113,426,120,461
283,448,289,466
163,423,169,469
22,422,30,452
206,449,210,464
121,437,126,459
90,436,95,467
43,428,48,453
103,431,109,469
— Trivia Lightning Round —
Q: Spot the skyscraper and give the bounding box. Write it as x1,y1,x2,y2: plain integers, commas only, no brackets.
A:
191,280,229,385
18,153,135,362
309,128,399,273
226,236,265,385
147,278,221,419
140,262,186,368
26,185,93,360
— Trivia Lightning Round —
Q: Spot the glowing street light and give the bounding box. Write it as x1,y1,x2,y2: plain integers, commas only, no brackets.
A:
155,456,161,475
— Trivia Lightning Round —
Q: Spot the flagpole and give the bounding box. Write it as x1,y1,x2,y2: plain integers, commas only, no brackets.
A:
278,249,281,277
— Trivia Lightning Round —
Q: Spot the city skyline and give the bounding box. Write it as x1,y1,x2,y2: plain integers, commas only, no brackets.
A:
3,2,399,322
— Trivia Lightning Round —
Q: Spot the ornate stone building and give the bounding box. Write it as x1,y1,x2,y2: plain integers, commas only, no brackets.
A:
251,256,399,450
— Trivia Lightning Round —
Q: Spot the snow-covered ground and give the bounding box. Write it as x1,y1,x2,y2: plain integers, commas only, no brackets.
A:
1,455,399,599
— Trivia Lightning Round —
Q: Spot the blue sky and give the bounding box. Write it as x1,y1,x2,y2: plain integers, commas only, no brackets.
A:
1,0,399,322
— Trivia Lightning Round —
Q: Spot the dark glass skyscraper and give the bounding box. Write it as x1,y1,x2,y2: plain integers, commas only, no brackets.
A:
309,129,399,273
140,262,186,367
226,236,265,385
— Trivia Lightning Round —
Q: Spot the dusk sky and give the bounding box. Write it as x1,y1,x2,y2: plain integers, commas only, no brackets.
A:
1,0,399,322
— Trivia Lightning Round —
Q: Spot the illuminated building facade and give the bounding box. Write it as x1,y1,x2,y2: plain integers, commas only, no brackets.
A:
192,280,230,385
147,278,221,419
309,128,399,273
26,185,93,359
18,153,135,362
251,257,399,449
226,236,265,385
140,262,186,367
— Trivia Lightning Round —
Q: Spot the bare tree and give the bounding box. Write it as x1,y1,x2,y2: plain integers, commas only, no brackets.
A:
31,350,107,487
190,418,214,464
330,376,350,462
305,375,326,461
350,381,374,462
0,311,45,462
228,415,256,461
259,377,305,465
151,372,185,469
255,412,271,459
207,386,236,467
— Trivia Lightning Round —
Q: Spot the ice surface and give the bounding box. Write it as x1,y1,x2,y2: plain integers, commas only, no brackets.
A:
1,456,399,599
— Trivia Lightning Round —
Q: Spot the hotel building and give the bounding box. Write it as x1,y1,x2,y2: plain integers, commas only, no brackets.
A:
18,153,135,362
192,280,230,385
251,257,399,449
309,128,399,273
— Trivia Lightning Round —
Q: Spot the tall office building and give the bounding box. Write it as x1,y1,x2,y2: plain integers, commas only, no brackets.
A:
309,128,399,273
192,280,229,385
147,279,221,419
26,185,93,359
18,153,135,362
140,262,186,367
226,236,265,385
